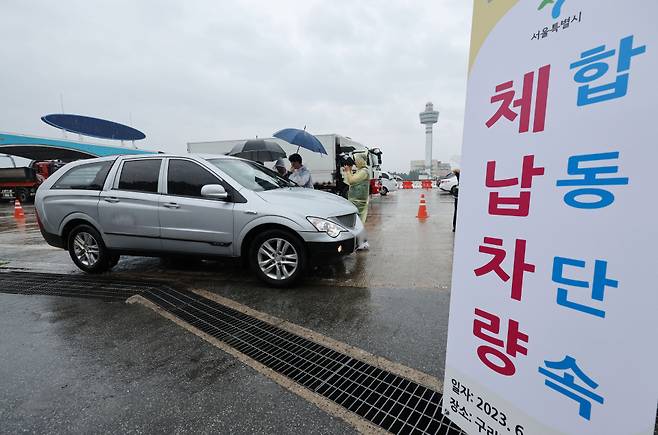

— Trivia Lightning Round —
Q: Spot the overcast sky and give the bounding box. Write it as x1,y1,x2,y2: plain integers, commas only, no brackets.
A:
1,0,472,172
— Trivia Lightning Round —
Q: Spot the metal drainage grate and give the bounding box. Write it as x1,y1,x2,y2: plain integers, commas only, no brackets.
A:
144,287,464,434
0,272,464,435
0,272,150,301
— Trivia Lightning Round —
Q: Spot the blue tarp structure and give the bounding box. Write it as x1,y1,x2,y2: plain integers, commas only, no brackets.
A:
0,132,153,162
41,114,147,141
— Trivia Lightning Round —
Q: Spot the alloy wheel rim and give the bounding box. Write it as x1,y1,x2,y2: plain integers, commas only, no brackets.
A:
73,232,100,267
257,238,298,281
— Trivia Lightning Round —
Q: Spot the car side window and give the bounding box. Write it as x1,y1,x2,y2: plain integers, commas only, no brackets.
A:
167,159,221,198
117,159,161,193
381,173,390,179
52,161,113,190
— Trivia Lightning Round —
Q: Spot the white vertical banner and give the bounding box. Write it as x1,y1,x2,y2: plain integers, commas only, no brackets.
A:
443,1,657,434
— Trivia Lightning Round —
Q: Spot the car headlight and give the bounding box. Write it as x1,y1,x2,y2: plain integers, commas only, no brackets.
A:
306,217,346,238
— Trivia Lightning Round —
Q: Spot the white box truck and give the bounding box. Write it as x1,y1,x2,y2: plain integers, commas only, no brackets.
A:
187,134,382,197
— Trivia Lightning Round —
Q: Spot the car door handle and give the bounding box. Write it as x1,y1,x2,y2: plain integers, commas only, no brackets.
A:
103,197,120,203
163,202,180,209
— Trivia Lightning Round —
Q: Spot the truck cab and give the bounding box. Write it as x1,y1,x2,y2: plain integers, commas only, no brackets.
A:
0,159,65,202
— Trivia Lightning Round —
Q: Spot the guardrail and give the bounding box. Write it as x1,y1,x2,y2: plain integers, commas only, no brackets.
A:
400,180,435,189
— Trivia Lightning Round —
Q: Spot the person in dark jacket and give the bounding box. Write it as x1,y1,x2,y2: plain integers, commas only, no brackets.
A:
452,168,460,232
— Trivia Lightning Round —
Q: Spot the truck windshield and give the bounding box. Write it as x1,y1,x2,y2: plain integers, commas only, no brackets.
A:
207,158,294,191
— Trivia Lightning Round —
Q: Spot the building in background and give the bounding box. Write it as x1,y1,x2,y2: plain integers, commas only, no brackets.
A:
436,162,452,176
410,159,452,177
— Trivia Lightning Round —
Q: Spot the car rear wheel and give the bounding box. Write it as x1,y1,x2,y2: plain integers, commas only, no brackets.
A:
250,229,306,287
450,185,458,195
380,186,389,196
68,224,112,274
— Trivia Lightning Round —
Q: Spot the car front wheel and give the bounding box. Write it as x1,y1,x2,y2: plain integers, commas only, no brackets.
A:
68,224,112,274
380,187,388,196
250,229,306,287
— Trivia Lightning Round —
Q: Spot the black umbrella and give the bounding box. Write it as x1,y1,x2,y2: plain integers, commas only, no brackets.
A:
229,139,286,162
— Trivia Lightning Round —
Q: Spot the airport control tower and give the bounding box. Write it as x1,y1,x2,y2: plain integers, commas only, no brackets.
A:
419,102,439,177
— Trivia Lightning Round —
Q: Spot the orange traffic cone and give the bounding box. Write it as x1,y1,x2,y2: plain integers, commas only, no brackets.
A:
14,199,25,219
416,194,429,219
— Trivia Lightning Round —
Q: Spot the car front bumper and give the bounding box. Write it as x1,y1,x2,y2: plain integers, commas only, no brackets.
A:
300,220,365,262
306,237,356,262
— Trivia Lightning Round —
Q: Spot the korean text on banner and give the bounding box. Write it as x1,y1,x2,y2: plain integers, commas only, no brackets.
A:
443,1,657,434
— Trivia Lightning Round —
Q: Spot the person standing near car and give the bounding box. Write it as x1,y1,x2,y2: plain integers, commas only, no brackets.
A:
273,158,290,179
452,168,460,232
342,153,370,223
288,153,314,188
342,153,372,251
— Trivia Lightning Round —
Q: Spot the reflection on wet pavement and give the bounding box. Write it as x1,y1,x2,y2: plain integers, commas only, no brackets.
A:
0,190,457,432
0,190,456,289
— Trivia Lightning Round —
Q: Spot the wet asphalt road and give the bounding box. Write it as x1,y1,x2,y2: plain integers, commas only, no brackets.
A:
0,294,351,434
0,189,457,433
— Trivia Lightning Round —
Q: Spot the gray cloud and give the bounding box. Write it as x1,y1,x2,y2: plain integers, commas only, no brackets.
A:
1,0,472,171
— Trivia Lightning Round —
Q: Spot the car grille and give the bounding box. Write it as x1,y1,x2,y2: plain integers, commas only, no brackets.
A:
333,213,357,229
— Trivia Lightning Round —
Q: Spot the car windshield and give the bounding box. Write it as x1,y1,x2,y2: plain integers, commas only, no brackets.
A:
207,158,294,191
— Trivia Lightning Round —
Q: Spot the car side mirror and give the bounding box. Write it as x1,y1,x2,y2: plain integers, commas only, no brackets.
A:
201,184,229,200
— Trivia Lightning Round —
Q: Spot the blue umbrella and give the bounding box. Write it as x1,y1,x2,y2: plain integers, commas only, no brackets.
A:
273,128,327,155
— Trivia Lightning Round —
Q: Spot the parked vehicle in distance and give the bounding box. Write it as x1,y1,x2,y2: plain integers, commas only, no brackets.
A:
437,173,459,195
0,159,65,203
35,154,365,287
378,171,398,196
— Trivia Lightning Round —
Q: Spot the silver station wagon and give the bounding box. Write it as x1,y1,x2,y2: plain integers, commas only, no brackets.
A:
35,154,364,286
